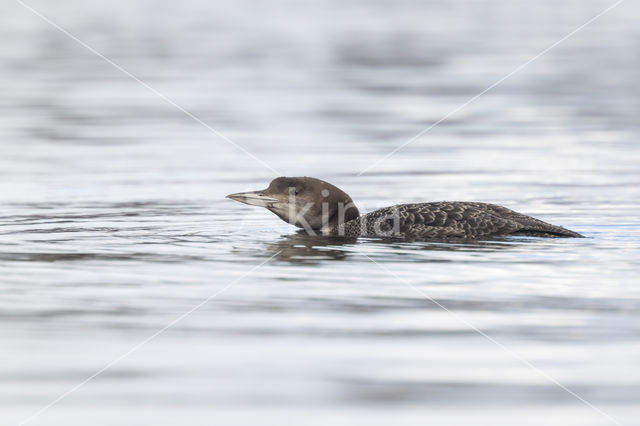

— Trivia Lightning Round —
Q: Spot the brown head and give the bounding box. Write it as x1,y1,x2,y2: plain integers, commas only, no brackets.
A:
226,177,360,234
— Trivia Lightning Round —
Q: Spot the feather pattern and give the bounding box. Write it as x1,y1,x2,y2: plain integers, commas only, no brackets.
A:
336,202,583,239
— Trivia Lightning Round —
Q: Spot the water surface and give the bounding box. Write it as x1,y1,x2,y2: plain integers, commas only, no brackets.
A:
1,0,639,425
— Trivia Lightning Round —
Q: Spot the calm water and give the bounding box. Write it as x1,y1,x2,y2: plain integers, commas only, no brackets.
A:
1,0,640,425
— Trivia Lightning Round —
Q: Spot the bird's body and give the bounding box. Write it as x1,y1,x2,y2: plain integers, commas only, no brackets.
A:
227,177,583,240
337,201,582,239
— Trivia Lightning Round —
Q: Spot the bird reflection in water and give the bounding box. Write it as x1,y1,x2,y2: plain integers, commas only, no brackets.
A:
266,231,531,264
266,232,357,263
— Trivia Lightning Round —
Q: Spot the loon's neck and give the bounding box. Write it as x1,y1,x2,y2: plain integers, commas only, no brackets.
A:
321,208,361,235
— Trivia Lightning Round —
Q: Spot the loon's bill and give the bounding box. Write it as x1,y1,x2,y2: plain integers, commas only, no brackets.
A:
226,191,279,208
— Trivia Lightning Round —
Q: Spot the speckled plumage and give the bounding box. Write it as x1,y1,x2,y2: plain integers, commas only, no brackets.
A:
336,201,583,239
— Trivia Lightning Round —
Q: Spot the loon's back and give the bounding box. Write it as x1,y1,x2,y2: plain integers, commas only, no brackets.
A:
339,202,583,239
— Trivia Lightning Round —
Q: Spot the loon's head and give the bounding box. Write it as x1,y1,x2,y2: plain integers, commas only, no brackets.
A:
226,176,360,233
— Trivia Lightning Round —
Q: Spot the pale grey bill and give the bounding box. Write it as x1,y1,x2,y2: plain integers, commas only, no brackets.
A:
226,191,279,207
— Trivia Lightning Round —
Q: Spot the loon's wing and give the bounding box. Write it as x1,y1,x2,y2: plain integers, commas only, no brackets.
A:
355,202,581,239
392,202,521,238
460,202,583,237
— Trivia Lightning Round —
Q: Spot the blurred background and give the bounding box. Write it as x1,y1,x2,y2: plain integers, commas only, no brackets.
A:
1,0,639,425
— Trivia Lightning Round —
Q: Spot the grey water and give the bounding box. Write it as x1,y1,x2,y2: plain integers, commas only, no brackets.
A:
1,0,640,425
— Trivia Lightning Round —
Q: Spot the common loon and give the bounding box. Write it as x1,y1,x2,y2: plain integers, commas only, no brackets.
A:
227,177,583,239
